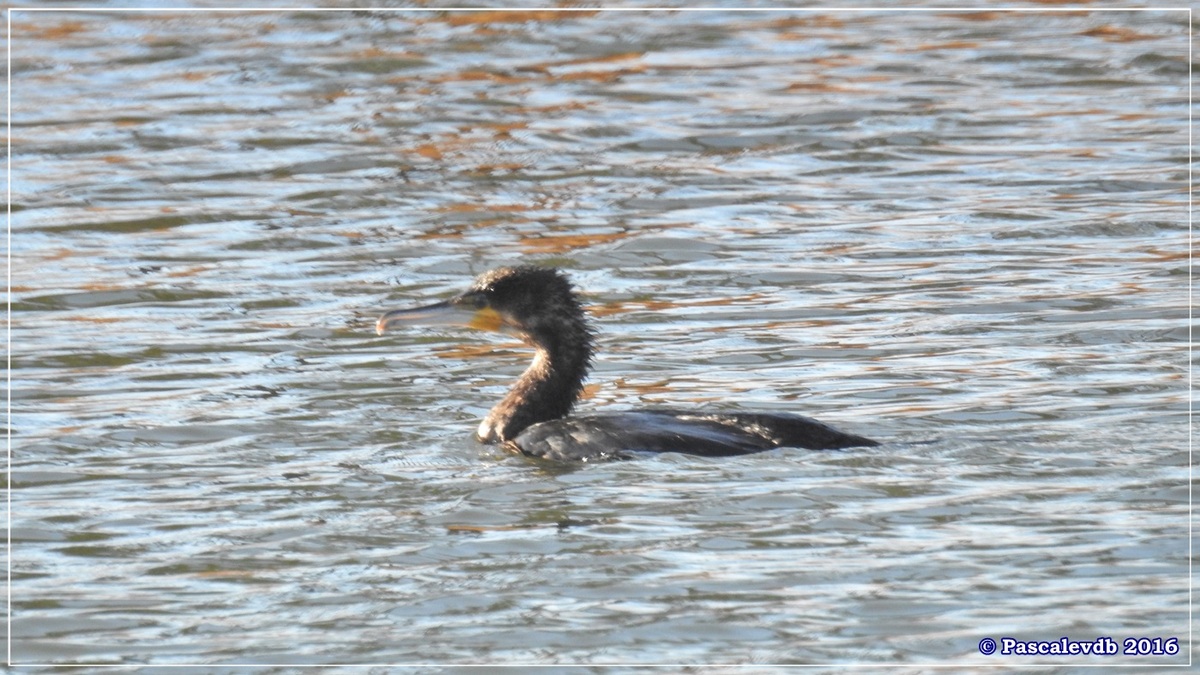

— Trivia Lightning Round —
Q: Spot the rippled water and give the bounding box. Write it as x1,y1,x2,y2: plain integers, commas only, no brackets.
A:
9,5,1190,670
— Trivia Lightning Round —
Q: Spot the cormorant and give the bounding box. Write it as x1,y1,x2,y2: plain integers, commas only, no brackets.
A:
376,265,878,461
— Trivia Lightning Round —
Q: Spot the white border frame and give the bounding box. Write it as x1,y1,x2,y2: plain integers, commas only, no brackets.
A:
5,4,1192,669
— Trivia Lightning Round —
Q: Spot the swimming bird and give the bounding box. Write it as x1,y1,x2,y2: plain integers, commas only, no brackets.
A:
376,265,878,461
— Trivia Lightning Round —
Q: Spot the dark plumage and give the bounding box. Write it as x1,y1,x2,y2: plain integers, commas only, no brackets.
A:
376,265,878,461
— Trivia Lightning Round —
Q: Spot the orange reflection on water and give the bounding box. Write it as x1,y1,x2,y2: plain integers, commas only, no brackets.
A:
518,231,627,254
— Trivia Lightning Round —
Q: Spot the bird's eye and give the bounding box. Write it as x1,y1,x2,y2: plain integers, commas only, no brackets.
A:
462,293,488,309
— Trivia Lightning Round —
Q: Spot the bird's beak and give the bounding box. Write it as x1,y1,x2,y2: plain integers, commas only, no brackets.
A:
376,298,506,336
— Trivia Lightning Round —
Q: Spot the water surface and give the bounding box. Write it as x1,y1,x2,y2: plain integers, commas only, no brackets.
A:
9,5,1190,669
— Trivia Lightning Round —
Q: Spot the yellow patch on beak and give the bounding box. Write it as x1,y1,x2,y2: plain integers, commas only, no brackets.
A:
467,306,506,333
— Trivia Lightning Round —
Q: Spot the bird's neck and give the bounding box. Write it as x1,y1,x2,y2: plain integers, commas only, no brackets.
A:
477,331,592,444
